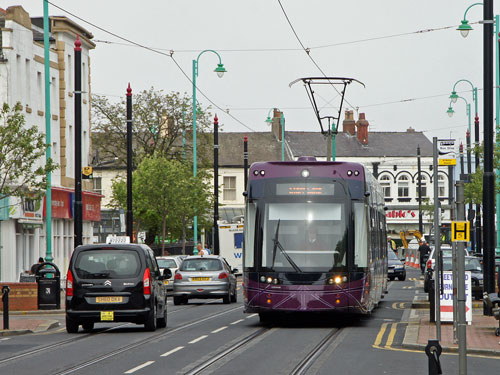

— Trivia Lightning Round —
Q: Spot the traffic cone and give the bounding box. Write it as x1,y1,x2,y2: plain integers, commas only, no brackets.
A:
409,250,415,268
405,251,409,266
413,251,420,269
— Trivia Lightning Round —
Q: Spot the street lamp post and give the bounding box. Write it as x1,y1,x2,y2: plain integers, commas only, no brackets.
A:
191,50,226,245
265,108,285,161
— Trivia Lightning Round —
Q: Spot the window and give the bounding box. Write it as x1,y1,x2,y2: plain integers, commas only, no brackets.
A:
93,177,102,195
244,201,256,268
25,59,31,105
397,175,409,197
67,54,73,93
223,176,236,201
438,175,446,197
353,202,368,267
416,175,427,198
37,72,43,109
379,175,391,197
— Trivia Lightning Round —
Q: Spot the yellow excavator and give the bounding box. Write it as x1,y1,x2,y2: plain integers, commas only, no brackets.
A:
399,230,423,249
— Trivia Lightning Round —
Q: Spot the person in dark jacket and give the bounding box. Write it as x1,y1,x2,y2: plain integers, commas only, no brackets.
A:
418,241,431,274
30,257,44,274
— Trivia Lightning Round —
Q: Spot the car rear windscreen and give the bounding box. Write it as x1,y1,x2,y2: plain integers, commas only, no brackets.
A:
180,259,222,271
157,259,177,268
74,249,141,279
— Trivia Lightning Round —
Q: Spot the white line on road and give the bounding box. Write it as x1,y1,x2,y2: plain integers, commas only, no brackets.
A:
0,338,10,341
246,314,257,319
230,319,244,325
189,335,208,344
161,346,184,357
211,326,228,333
124,361,155,374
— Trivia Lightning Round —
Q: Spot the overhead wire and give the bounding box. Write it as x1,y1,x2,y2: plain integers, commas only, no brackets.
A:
46,1,257,132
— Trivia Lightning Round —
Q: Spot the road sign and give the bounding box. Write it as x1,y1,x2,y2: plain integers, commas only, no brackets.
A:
438,139,456,166
451,221,470,242
439,271,472,323
82,166,93,179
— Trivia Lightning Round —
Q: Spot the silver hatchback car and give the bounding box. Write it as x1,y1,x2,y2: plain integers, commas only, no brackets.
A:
173,255,238,305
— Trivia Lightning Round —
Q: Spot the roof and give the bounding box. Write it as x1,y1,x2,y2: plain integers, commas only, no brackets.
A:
285,131,433,158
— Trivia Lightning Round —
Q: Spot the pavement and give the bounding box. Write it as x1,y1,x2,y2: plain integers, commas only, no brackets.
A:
403,274,500,357
0,310,63,336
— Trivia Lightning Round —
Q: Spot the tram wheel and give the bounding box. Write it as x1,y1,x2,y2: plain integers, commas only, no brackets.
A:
259,312,273,324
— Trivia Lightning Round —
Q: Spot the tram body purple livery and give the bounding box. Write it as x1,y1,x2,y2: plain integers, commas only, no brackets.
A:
242,157,388,319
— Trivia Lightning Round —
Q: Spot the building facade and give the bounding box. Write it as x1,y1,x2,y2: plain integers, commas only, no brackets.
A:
0,6,101,281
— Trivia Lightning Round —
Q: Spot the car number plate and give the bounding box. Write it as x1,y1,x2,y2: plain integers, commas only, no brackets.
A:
163,280,169,285
100,311,114,321
388,269,394,273
96,296,123,303
192,277,210,281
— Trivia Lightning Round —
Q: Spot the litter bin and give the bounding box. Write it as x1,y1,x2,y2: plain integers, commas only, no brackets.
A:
35,262,60,310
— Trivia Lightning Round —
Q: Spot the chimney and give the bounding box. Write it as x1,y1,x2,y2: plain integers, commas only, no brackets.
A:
342,110,356,135
407,126,415,133
356,113,369,145
271,109,283,141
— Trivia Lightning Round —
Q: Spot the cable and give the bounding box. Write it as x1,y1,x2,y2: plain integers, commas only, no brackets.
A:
46,1,256,132
276,0,356,109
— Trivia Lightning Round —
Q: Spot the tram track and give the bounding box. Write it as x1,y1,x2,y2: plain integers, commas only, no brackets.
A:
0,299,237,368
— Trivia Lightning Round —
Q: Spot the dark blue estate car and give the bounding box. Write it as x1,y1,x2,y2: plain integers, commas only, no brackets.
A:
388,249,406,281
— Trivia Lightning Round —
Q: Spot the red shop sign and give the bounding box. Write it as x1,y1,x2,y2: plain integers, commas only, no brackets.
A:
386,209,417,219
83,192,101,222
43,188,72,219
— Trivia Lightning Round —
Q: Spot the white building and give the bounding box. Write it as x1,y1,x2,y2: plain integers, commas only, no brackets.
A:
0,6,101,281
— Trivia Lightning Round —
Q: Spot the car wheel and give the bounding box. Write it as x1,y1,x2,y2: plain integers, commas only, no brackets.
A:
398,274,406,281
82,322,94,331
173,296,182,306
66,315,79,333
223,291,231,304
424,279,429,293
231,287,237,303
144,304,157,332
156,299,167,328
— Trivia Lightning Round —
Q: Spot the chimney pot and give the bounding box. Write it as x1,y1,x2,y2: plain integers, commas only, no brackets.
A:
342,110,356,135
355,112,369,145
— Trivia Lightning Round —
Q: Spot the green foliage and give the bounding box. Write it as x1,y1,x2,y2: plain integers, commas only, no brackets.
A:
0,102,58,203
110,155,213,252
91,87,215,166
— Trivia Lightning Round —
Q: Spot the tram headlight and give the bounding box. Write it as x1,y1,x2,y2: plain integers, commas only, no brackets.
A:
334,276,342,284
253,170,259,176
354,170,359,176
347,170,353,176
301,169,310,178
272,278,279,285
328,278,334,285
260,276,266,282
260,170,266,176
266,277,273,283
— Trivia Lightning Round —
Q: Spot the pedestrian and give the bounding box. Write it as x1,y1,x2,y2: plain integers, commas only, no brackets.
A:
203,245,211,255
30,257,44,275
194,243,203,256
388,236,396,251
418,240,431,274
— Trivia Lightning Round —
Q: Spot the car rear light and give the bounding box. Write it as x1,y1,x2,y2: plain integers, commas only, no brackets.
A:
66,270,74,296
174,272,183,280
218,272,229,279
427,260,432,269
143,268,151,295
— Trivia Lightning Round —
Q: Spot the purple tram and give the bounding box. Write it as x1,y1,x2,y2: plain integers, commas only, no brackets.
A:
242,157,388,321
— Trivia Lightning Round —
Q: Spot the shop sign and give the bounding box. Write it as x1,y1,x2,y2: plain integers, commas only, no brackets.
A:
83,192,102,222
386,209,417,219
9,196,43,220
44,188,72,219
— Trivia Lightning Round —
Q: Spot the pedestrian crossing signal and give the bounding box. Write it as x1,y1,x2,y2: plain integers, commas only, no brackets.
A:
451,221,469,242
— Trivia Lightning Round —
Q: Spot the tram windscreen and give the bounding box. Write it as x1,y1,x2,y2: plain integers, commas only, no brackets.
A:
262,202,347,272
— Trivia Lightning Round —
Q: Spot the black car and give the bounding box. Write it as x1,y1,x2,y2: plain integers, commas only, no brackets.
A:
388,249,406,281
65,244,171,333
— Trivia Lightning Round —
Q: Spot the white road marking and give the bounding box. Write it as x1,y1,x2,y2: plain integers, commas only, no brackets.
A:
124,361,155,374
230,319,244,325
189,335,208,344
211,326,228,333
0,338,10,341
161,346,184,357
246,314,257,319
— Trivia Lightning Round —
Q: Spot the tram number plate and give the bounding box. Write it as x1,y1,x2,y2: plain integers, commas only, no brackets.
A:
100,311,114,321
96,296,122,303
192,277,210,281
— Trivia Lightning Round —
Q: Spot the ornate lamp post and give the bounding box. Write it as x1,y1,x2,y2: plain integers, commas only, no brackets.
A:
191,50,227,245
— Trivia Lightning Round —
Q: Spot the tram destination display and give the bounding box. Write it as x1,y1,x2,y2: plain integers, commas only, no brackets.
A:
276,183,335,196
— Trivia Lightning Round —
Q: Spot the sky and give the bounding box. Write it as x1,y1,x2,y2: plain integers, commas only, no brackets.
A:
11,0,498,147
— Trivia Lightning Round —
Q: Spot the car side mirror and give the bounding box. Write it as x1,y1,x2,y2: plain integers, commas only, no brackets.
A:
232,268,239,274
163,268,172,279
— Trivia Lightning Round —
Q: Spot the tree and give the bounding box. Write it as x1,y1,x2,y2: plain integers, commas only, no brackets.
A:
110,155,213,254
91,88,215,166
0,102,57,205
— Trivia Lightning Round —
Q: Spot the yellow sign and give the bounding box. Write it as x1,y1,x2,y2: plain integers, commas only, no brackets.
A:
82,166,93,176
451,221,470,242
439,159,457,166
100,311,114,321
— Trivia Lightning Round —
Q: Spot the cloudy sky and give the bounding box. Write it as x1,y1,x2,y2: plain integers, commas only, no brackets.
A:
13,0,498,146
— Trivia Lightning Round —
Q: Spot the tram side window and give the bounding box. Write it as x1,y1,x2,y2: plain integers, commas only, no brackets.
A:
244,202,256,267
353,202,369,267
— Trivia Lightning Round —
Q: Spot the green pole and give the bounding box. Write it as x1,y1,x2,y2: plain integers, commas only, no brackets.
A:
280,114,285,161
43,0,52,262
494,14,500,248
192,59,198,245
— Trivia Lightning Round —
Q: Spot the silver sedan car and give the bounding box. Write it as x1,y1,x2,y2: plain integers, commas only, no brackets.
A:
173,255,237,305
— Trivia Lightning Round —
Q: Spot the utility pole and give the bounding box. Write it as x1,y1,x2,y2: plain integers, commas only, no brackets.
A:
474,115,481,255
417,145,423,234
433,137,442,340
74,36,82,248
243,135,248,191
126,84,133,240
213,115,220,255
466,130,474,252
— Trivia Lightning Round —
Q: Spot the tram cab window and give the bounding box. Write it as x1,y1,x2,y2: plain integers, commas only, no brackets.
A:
244,201,256,267
261,202,347,272
353,202,369,267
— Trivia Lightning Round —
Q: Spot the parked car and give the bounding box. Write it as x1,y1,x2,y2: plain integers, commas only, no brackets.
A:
156,256,181,292
424,245,469,292
173,255,237,305
65,244,171,333
388,249,406,281
441,256,483,300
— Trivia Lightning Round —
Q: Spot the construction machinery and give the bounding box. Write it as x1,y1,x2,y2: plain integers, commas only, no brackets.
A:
399,230,423,249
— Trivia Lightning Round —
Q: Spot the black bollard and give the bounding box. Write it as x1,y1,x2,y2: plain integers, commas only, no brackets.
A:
425,339,442,375
429,279,435,323
2,285,10,330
